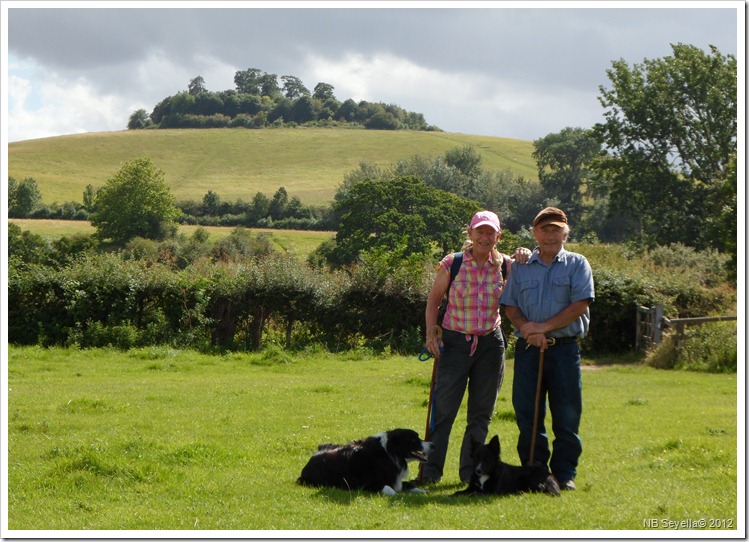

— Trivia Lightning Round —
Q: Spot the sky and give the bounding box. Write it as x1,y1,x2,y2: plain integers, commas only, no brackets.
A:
1,1,743,144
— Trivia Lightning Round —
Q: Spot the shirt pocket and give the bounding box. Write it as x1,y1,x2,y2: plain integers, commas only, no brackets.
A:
450,280,470,310
553,276,571,303
488,281,503,309
519,279,540,306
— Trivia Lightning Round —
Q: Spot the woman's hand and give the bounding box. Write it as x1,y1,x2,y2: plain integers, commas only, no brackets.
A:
425,325,444,359
513,247,532,264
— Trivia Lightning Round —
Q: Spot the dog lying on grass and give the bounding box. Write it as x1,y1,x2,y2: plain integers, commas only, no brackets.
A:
298,428,434,496
453,435,560,497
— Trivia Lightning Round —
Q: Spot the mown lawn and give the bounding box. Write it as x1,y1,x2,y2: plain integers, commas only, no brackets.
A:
5,346,740,535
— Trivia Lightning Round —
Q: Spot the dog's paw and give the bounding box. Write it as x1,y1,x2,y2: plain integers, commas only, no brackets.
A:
452,488,478,497
542,475,561,496
380,485,397,496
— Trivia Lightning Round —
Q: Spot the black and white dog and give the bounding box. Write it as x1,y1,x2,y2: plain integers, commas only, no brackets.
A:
298,428,433,495
454,435,560,497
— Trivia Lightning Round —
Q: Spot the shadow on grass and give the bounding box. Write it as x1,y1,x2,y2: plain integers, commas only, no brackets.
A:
299,481,555,507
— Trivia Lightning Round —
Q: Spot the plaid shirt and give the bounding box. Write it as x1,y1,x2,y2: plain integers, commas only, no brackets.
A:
440,250,506,337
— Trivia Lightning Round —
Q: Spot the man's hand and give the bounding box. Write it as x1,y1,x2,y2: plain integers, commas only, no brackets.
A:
524,332,551,351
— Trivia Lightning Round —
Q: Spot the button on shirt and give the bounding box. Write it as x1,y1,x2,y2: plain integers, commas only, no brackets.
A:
500,248,595,339
441,251,505,336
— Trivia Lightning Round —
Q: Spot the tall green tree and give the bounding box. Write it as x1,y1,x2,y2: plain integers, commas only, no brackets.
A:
269,187,289,219
82,184,97,213
127,108,152,130
593,43,736,249
290,96,316,124
188,75,206,95
533,127,600,222
91,158,181,244
234,68,263,95
332,175,479,265
312,82,336,102
259,73,280,99
8,177,42,217
281,75,310,99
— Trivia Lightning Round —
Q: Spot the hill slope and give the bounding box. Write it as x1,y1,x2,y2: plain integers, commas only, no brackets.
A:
8,127,537,205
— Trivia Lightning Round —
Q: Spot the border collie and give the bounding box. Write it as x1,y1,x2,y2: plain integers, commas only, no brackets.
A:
454,435,560,497
298,428,433,495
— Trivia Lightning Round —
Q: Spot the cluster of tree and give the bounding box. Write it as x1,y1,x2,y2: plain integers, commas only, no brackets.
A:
176,187,337,231
128,70,440,132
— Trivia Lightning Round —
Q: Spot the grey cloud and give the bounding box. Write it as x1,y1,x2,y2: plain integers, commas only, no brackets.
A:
6,4,739,142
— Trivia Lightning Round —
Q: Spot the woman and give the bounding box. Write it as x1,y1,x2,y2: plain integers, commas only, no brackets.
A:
419,210,530,485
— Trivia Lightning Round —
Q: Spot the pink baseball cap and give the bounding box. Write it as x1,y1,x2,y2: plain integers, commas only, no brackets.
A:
470,210,501,232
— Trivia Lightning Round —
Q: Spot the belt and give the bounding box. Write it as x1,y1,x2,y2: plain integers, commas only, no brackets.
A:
443,328,502,356
517,336,578,347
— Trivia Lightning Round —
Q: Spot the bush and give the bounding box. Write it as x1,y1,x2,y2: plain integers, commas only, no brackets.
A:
586,268,664,353
646,321,737,373
7,232,735,362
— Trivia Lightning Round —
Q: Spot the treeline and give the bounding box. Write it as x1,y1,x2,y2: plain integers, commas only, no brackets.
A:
177,187,337,231
8,176,336,231
128,70,440,132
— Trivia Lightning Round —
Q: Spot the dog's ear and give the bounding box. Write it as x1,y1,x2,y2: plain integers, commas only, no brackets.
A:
488,435,500,454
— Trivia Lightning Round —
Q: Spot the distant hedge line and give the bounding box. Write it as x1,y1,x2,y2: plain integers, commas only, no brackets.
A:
8,250,730,355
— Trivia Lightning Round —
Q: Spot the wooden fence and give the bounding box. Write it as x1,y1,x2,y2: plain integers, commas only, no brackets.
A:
636,305,737,353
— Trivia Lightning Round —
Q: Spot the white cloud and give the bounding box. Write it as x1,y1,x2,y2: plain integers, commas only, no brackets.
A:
8,68,127,143
303,51,600,138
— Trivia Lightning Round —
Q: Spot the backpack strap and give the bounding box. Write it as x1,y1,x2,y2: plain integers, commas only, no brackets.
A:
448,252,464,286
501,254,511,281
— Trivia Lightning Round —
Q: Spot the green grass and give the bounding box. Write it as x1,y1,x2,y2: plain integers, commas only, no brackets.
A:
8,127,537,206
8,219,334,260
6,346,739,534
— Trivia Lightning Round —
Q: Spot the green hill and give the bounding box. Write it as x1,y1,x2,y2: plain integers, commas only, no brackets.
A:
8,127,537,206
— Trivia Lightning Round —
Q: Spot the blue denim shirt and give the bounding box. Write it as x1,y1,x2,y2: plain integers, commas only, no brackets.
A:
500,247,595,339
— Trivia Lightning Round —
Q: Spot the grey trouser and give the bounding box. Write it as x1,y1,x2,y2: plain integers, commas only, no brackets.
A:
422,327,505,483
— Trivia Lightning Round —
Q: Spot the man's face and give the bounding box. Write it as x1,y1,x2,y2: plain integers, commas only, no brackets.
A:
533,223,567,255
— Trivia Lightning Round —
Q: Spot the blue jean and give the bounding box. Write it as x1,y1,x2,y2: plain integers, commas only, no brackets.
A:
422,328,505,483
512,339,582,483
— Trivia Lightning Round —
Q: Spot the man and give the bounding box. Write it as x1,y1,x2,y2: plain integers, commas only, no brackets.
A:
500,207,594,491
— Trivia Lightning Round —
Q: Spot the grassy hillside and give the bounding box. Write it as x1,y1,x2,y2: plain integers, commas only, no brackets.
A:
8,127,537,206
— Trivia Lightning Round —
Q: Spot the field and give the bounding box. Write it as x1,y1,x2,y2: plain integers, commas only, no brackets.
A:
7,128,537,206
5,345,740,535
9,219,334,261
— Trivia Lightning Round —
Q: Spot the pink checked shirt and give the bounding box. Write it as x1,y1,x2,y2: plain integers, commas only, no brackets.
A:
440,251,507,354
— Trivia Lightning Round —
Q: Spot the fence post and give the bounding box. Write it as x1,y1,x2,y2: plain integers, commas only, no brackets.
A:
636,304,665,352
653,305,664,345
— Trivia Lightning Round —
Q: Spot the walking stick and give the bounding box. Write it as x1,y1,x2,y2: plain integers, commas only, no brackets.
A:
419,326,442,482
529,337,554,465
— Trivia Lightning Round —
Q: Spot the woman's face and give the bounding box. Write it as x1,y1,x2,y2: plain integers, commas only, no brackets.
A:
469,225,501,256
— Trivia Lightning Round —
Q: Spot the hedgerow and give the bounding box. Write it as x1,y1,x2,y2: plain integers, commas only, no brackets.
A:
8,237,734,362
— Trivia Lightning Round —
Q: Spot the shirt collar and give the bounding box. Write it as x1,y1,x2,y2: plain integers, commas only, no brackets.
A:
464,249,498,266
529,246,568,264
